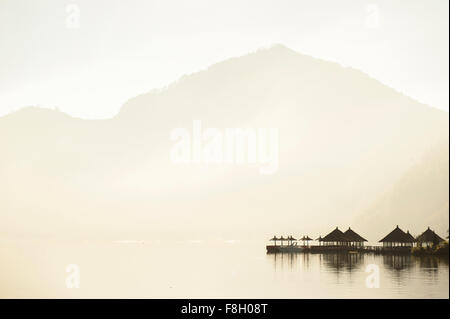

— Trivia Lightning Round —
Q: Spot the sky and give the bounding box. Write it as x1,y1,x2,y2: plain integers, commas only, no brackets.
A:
0,0,448,118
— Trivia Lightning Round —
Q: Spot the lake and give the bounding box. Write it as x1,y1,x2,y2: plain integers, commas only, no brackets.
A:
0,239,448,298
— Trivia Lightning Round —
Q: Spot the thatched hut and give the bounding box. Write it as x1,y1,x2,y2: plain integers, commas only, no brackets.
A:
379,225,414,247
300,235,312,246
344,227,368,247
416,227,444,247
287,235,297,245
269,236,279,246
279,236,286,246
316,236,323,246
322,227,350,246
405,231,416,247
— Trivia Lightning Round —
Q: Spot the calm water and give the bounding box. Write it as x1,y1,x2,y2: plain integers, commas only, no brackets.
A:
0,240,448,298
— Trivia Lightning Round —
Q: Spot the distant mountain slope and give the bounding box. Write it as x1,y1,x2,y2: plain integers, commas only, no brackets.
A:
353,140,449,241
0,45,448,240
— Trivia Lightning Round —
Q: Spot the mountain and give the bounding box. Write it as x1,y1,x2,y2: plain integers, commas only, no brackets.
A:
353,140,449,241
0,45,448,240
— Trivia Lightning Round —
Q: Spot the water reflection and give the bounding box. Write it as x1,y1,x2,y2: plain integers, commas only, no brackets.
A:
417,256,448,269
268,251,366,273
0,240,447,298
270,252,299,271
416,256,449,285
383,254,411,271
382,254,448,274
321,252,364,272
268,251,449,290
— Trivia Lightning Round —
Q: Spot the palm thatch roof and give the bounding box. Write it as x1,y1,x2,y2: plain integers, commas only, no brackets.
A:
316,236,323,241
344,227,367,242
405,231,416,243
417,227,444,244
269,236,279,241
287,235,297,241
322,227,350,242
301,235,312,241
379,225,413,243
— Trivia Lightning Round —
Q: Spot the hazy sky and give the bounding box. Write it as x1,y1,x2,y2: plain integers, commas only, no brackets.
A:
0,0,448,118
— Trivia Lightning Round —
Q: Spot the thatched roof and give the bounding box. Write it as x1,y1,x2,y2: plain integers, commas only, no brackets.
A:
344,227,367,242
316,236,322,241
405,231,416,243
301,235,312,241
269,236,279,241
322,227,350,242
417,227,444,244
379,225,413,243
287,235,297,241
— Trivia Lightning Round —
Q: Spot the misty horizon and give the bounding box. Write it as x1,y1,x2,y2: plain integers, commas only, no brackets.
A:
1,44,448,242
0,1,448,300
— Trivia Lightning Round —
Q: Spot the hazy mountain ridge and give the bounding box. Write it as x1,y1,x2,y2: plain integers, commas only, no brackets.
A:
354,139,449,240
0,45,448,240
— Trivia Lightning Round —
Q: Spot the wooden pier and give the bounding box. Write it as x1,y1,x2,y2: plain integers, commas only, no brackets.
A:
266,225,447,256
266,245,412,255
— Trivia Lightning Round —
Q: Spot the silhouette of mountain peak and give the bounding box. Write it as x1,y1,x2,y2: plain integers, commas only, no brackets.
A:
0,45,448,241
258,43,298,54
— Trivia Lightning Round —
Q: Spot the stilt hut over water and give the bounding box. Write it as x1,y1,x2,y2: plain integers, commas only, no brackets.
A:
405,231,416,247
379,225,414,247
322,227,350,246
300,235,312,246
316,236,323,246
344,227,368,247
287,235,297,246
279,236,286,246
417,227,444,247
270,236,279,246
